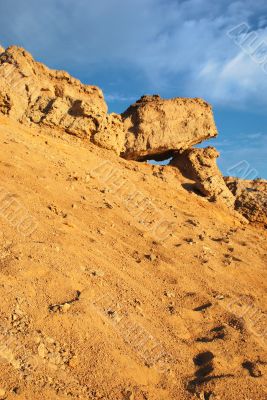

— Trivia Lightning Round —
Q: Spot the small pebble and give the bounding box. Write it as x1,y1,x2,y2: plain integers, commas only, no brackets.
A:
38,343,46,358
146,253,157,262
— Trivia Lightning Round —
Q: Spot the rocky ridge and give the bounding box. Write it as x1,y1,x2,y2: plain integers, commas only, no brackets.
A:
0,45,266,225
0,46,125,155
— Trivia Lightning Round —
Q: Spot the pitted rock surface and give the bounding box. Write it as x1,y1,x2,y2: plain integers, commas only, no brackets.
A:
121,95,218,160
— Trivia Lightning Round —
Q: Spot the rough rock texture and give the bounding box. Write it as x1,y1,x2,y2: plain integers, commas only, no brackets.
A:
93,113,126,154
0,46,125,154
171,146,235,207
0,45,4,55
0,48,220,159
121,95,218,160
225,177,267,226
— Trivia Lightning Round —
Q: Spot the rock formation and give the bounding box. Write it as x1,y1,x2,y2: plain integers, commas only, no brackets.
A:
0,46,125,154
171,147,235,207
225,177,267,225
0,48,218,160
121,95,218,160
0,46,265,219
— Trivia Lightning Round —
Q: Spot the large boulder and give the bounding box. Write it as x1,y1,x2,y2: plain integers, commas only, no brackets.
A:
121,95,218,160
171,147,235,207
225,177,267,226
0,46,125,154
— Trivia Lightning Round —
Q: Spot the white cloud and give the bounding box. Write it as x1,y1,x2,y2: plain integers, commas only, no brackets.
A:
104,93,137,103
1,0,267,109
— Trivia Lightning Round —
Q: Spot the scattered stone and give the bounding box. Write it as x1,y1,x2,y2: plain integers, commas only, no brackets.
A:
145,253,157,262
11,305,30,334
48,203,67,218
35,332,75,370
91,270,105,277
168,305,176,315
186,219,200,227
223,255,232,266
12,387,21,395
68,355,78,368
38,343,46,358
212,236,230,244
104,201,113,209
60,303,71,313
133,251,142,263
100,188,110,194
202,246,214,254
199,391,214,400
49,291,81,313
123,390,134,400
185,238,197,245
164,290,175,298
198,233,206,241
200,256,209,264
107,310,121,322
193,302,212,312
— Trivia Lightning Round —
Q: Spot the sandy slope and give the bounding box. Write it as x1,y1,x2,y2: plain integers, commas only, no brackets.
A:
0,116,266,400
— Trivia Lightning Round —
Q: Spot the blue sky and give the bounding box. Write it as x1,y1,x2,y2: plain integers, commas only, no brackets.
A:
0,0,266,178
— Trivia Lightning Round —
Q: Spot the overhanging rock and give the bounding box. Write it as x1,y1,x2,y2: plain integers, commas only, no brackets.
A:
121,95,218,160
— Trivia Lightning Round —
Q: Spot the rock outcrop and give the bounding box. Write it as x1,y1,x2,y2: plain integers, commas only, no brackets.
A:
0,46,125,154
0,48,219,159
121,95,218,160
3,46,264,226
225,177,267,226
171,147,235,207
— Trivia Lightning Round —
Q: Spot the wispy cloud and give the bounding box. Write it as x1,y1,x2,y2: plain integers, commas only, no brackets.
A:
1,0,267,109
104,93,137,103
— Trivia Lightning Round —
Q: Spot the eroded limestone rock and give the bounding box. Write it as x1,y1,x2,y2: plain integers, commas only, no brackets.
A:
121,95,218,160
0,46,126,155
171,147,235,207
225,177,267,225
